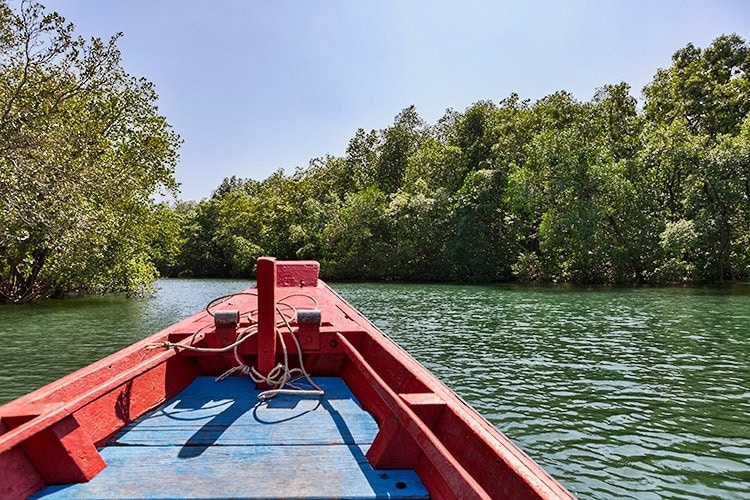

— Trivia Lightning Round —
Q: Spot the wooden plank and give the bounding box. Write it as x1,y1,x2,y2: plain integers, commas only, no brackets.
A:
18,415,106,484
276,260,319,287
256,257,277,383
33,375,427,499
338,333,491,498
0,442,44,499
32,444,427,499
112,404,378,446
112,376,377,446
132,376,362,403
113,376,378,447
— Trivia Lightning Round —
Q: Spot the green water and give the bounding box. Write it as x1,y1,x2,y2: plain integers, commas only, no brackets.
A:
1,280,748,498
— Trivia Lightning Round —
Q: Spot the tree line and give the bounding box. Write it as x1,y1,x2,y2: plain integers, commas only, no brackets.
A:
0,1,180,303
157,34,750,286
1,0,748,304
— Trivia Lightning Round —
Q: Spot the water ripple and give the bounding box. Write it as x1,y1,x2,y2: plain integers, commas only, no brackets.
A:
1,280,748,499
337,283,750,499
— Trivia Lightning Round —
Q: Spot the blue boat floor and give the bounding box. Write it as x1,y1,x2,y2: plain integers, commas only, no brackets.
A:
33,376,428,499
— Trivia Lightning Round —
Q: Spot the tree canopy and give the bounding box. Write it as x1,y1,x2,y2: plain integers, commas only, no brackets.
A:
160,34,749,286
0,1,180,303
2,3,747,301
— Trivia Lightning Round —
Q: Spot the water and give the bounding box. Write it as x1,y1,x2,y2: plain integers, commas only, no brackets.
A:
1,279,749,498
0,279,247,406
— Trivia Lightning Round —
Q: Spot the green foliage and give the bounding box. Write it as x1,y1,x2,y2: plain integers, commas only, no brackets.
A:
156,33,750,286
644,34,750,137
686,119,750,281
374,106,424,193
445,170,513,282
656,219,698,282
147,203,184,276
511,251,545,283
4,3,743,294
404,138,463,192
388,181,451,280
0,1,180,303
320,186,392,279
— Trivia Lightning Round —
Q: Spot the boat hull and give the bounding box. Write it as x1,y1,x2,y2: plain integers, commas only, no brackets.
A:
0,259,573,499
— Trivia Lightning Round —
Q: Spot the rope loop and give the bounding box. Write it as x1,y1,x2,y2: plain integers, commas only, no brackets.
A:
147,291,323,400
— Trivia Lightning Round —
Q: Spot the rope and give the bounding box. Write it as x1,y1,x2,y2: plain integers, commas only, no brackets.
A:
204,292,258,317
146,292,323,400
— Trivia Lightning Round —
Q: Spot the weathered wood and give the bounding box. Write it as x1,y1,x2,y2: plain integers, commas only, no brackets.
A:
32,444,427,499
257,257,277,383
112,377,378,447
0,420,44,500
399,393,446,428
3,259,573,500
276,260,319,287
33,376,427,499
338,333,490,499
18,415,106,484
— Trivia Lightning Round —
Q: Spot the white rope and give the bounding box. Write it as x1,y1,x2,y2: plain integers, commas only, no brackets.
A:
253,305,323,400
148,292,323,400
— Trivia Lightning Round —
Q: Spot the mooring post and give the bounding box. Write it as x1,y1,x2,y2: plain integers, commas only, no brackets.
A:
256,256,277,386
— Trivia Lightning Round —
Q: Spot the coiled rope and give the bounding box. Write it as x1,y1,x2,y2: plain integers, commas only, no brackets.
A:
146,292,323,400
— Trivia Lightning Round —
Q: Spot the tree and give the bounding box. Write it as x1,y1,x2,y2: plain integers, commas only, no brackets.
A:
687,120,750,281
450,100,496,173
508,95,658,284
147,202,185,277
388,181,451,281
344,128,380,190
403,137,463,192
374,106,424,193
643,35,750,282
445,170,514,282
644,34,750,137
593,83,642,161
157,34,750,286
0,1,180,302
320,186,392,280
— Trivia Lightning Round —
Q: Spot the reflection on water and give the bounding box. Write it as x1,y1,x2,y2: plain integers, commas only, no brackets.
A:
1,279,748,498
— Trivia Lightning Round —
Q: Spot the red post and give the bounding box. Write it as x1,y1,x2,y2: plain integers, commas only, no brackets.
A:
256,257,277,385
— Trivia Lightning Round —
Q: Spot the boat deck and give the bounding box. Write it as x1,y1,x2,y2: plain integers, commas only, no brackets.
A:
32,376,428,499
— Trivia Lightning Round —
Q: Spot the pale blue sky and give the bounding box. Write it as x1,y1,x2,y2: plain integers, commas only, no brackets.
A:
42,0,749,201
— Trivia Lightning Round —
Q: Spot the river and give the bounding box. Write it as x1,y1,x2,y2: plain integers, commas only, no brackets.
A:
1,279,748,498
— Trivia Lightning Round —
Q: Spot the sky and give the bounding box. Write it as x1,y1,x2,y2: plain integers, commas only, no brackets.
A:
40,0,750,201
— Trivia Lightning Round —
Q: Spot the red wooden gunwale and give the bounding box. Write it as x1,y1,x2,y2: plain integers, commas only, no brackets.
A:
0,258,574,499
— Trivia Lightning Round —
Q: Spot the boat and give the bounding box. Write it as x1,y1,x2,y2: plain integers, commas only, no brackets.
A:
0,257,574,499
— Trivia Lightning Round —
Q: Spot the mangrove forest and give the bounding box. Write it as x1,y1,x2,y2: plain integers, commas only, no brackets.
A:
154,35,750,287
1,0,749,303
